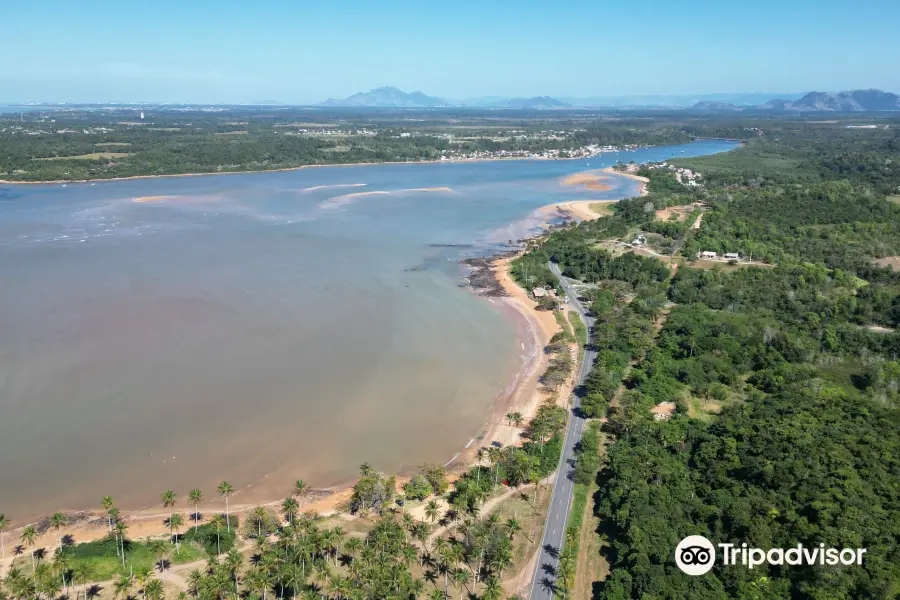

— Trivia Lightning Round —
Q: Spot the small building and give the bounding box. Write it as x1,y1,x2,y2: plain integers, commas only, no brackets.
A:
631,235,647,246
532,287,548,298
724,252,740,260
700,251,717,259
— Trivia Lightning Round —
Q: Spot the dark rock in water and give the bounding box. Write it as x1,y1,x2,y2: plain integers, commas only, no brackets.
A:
429,243,474,248
404,264,427,272
461,251,519,297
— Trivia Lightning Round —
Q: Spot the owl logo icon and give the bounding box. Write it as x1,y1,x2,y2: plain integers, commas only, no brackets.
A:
675,535,716,575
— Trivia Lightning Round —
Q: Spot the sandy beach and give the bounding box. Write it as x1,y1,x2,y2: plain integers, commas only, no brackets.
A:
602,166,649,196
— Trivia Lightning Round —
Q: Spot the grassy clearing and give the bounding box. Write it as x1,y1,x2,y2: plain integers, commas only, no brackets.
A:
554,310,573,340
34,152,130,161
568,422,608,599
589,201,616,217
493,487,552,594
14,537,206,582
568,311,587,364
887,195,900,205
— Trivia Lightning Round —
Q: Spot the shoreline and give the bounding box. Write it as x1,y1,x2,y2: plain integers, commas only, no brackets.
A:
601,166,650,196
0,148,652,185
0,169,618,549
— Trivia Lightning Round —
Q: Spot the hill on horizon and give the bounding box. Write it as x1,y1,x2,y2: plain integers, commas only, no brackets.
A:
322,86,447,107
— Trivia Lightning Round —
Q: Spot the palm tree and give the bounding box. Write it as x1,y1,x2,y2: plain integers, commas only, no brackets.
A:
101,496,115,532
217,482,234,532
53,547,72,596
281,497,299,524
161,489,178,522
168,513,185,552
115,521,129,567
210,514,225,556
134,565,153,600
114,572,134,600
0,512,8,560
480,576,502,600
50,512,66,548
144,579,164,600
188,489,203,532
293,479,307,500
424,501,441,525
73,562,93,600
504,517,522,541
450,568,470,600
20,525,37,572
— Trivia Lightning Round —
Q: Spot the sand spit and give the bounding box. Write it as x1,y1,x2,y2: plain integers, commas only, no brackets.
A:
561,172,613,192
319,190,390,209
302,183,367,192
602,167,649,196
132,195,171,203
319,186,455,209
540,200,610,222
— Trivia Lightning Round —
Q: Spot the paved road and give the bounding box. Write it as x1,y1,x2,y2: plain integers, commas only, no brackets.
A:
528,263,598,599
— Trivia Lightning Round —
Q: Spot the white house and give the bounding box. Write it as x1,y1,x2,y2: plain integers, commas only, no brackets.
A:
724,252,740,260
700,251,717,259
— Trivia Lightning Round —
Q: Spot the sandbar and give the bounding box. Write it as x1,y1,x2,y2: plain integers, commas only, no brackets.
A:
561,172,613,191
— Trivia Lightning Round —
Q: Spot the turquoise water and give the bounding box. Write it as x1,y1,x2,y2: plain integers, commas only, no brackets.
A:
0,141,737,519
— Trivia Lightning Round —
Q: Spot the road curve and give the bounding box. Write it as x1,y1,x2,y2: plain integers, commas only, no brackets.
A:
528,262,597,599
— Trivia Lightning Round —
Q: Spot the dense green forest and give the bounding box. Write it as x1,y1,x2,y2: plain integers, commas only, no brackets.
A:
511,119,900,598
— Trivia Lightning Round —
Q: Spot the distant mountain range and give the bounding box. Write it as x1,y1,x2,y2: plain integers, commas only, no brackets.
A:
692,89,900,112
321,87,900,111
322,87,448,107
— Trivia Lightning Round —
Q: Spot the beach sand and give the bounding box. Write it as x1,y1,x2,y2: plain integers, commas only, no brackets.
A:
541,200,611,222
602,167,649,196
560,172,613,192
132,195,171,203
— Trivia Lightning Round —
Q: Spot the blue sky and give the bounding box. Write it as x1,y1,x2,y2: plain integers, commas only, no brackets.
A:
4,0,899,103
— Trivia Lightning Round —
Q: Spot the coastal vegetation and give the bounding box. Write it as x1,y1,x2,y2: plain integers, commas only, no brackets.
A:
0,402,567,600
0,107,696,182
510,117,900,598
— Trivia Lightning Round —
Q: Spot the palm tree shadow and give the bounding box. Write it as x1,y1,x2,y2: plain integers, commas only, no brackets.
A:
61,534,76,547
156,558,171,574
14,544,24,556
86,584,103,600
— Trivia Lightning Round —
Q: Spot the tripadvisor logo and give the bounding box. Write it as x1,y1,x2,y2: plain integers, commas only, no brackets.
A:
675,535,867,576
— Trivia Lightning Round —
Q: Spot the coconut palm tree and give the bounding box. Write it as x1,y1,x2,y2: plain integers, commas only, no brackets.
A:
450,568,470,600
188,489,203,532
115,521,129,567
210,514,225,556
281,497,299,525
504,517,521,541
53,547,71,597
114,572,134,600
0,512,8,560
101,497,115,532
20,525,38,572
480,576,502,600
168,513,184,551
50,512,66,549
217,482,234,532
293,480,307,500
161,490,177,522
424,501,441,525
143,579,164,600
73,562,93,600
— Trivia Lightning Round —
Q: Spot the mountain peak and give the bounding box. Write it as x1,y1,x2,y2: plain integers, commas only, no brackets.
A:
322,87,447,107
